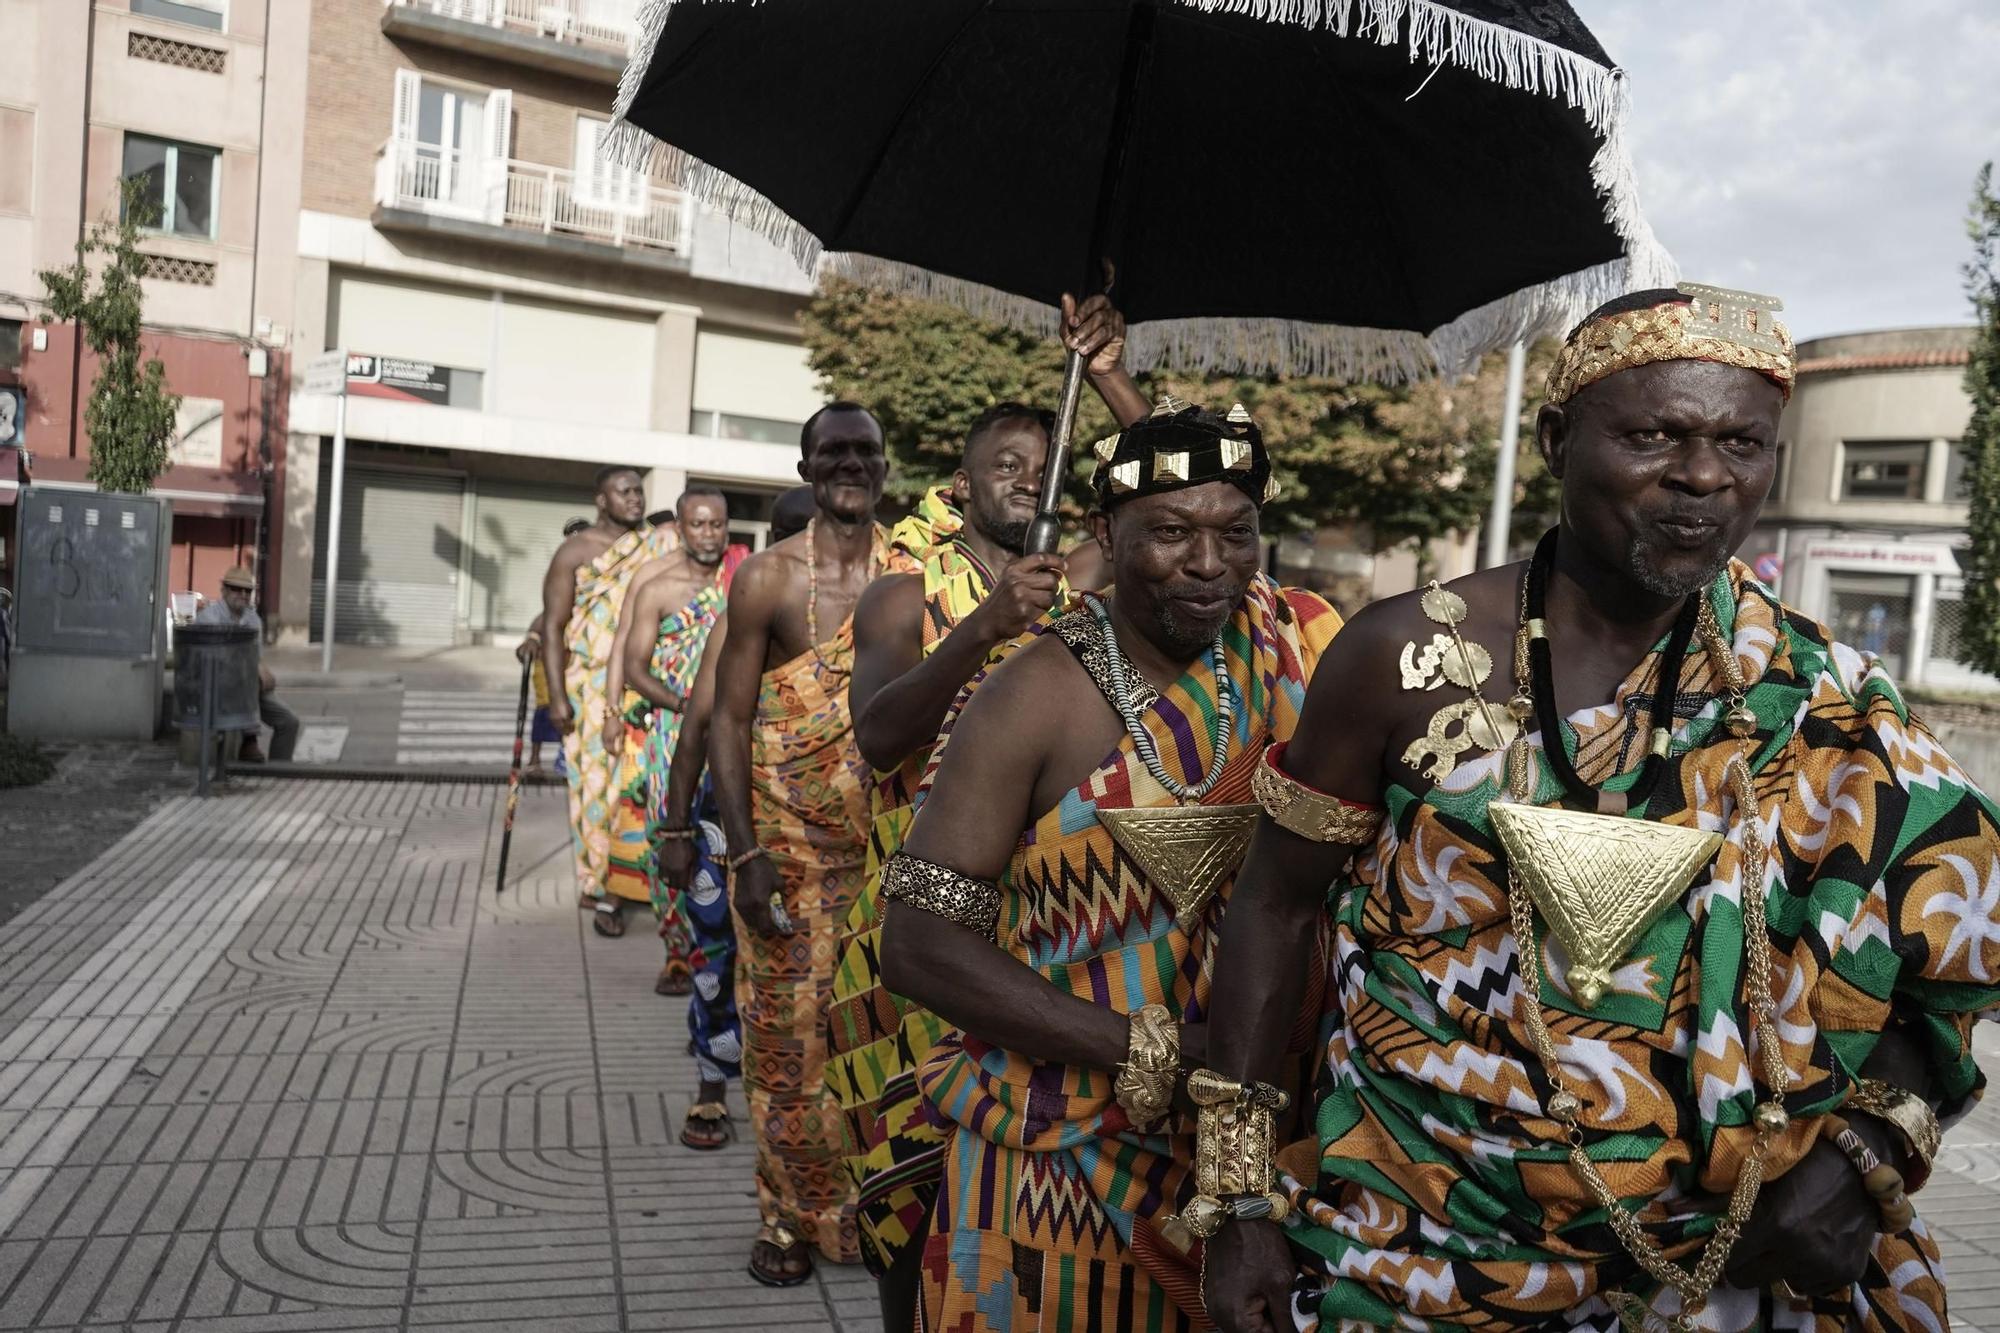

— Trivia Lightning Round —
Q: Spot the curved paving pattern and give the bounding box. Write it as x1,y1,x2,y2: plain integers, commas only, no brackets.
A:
0,779,874,1331
2,776,1992,1332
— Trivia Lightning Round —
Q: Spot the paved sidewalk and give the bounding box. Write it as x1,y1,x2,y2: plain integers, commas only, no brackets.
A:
3,778,2000,1331
0,778,871,1331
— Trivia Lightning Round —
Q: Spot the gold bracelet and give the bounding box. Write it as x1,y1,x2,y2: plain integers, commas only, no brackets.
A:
1846,1078,1940,1192
880,853,1003,943
656,826,699,842
1114,1004,1180,1128
1180,1190,1291,1239
1195,1098,1276,1202
1253,743,1384,845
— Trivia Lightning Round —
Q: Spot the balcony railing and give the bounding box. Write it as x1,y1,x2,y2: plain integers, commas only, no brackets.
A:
383,0,637,54
374,140,691,255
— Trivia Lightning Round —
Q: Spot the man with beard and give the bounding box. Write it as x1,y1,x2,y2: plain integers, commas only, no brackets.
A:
600,486,744,981
1201,287,2000,1333
827,403,1067,1318
539,465,676,917
878,402,1341,1331
709,404,916,1286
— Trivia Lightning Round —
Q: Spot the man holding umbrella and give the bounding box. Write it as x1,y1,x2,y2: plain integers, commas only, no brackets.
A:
879,400,1341,1330
1201,287,2000,1333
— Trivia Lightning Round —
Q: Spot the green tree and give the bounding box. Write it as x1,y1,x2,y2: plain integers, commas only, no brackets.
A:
1958,163,2000,677
801,277,1552,559
37,182,181,494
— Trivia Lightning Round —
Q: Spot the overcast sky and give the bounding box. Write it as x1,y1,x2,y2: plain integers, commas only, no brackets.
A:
1572,0,2000,341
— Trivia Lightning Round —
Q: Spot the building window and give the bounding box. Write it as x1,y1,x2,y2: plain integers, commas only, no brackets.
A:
386,71,511,217
132,0,225,31
1932,595,1970,667
1945,442,1972,501
121,134,219,239
1838,441,1928,502
691,408,801,446
1827,573,1914,677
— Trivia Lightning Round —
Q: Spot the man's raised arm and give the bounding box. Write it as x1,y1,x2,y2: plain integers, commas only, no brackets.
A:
879,642,1131,1075
853,558,1065,775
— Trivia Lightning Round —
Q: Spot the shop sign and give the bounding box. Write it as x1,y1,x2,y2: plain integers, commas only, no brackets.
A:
1802,540,1960,575
346,353,454,407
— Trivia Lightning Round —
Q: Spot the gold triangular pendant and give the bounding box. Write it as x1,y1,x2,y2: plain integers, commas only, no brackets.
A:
1096,803,1261,929
1490,804,1724,1008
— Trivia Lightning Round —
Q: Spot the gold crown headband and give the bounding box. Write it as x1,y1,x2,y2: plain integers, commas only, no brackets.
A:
1545,283,1797,407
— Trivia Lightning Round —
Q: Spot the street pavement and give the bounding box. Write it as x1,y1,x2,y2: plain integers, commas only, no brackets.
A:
2,776,2000,1331
0,777,871,1331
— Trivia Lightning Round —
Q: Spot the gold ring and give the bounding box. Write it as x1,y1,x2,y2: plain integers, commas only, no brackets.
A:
1771,1279,1803,1304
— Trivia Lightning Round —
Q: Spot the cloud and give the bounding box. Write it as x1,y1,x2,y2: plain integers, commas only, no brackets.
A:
1573,0,2000,339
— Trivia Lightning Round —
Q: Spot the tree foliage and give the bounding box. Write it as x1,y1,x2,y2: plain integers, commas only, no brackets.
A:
1958,163,2000,677
800,277,1555,555
38,182,181,495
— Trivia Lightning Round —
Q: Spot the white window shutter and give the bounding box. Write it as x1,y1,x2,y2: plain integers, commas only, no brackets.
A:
484,89,513,223
574,116,605,206
392,69,421,144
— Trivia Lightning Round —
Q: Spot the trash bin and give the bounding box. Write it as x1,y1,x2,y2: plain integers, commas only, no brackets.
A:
171,624,261,733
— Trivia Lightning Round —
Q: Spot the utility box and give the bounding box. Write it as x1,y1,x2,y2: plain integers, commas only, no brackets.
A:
5,487,172,741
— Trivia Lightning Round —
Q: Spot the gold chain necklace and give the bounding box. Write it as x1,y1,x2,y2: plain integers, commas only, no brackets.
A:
1483,584,1790,1332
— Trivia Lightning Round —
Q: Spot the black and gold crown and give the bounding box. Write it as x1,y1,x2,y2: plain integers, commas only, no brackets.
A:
1088,396,1278,510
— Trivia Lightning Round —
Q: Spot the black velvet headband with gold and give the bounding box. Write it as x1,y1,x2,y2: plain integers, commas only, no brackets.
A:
1088,398,1278,511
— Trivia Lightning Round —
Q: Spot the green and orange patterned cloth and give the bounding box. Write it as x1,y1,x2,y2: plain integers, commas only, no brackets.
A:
1288,562,2000,1333
562,523,676,901
826,487,1060,1276
605,578,729,943
916,576,1341,1331
741,526,916,1265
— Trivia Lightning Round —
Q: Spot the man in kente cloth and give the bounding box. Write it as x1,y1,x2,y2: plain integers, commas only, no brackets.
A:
878,402,1342,1331
709,404,917,1286
600,485,742,977
539,465,676,926
658,486,817,1153
1201,286,2000,1333
829,297,1142,1331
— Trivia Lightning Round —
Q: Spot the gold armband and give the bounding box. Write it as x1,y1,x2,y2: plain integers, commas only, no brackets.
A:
1113,1004,1180,1129
1254,743,1383,846
1185,1067,1290,1114
1847,1078,1941,1193
881,854,1002,943
1176,1065,1282,1238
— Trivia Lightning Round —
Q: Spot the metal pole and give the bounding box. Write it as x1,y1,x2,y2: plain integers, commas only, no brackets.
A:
1024,351,1087,556
1483,341,1527,569
320,391,347,673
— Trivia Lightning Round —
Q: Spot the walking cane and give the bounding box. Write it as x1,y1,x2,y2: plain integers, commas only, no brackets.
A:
495,655,532,893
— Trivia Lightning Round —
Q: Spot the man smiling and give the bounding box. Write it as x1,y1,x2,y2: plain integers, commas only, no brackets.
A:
1201,287,2000,1333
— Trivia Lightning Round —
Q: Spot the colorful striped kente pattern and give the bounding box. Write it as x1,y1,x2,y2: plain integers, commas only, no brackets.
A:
917,576,1341,1332
741,528,916,1264
562,523,675,900
827,487,1039,1276
1289,563,2000,1333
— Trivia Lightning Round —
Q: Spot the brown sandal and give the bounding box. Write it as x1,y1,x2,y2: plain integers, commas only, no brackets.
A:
680,1101,733,1151
592,900,626,938
655,960,693,996
747,1223,812,1287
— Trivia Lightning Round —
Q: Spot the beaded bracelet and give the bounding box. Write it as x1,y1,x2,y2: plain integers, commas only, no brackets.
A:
1822,1111,1916,1232
656,826,699,842
728,847,768,874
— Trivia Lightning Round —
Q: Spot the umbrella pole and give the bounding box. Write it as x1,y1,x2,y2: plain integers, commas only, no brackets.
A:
1024,349,1087,556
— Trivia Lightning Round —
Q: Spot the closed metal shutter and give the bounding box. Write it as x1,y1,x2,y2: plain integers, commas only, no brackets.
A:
311,464,465,645
466,480,597,635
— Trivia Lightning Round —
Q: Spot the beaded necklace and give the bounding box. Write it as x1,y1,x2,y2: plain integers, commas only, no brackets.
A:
1086,592,1234,803
804,516,881,665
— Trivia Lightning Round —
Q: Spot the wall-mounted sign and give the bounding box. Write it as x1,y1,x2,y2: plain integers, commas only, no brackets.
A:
171,396,225,468
346,353,455,406
1802,540,1961,575
0,385,23,448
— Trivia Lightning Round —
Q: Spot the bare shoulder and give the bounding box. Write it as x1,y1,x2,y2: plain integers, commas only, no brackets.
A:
855,569,924,628
552,528,611,573
954,633,1076,726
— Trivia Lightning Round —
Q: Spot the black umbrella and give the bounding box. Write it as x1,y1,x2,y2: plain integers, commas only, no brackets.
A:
610,0,1671,550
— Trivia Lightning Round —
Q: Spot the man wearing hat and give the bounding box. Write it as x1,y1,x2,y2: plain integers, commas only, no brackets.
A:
197,566,299,763
1199,286,2000,1333
877,401,1342,1329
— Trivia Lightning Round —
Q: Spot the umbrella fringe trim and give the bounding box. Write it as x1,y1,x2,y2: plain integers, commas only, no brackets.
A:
605,0,1678,379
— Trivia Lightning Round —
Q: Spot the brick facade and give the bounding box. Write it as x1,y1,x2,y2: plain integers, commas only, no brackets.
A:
304,0,624,221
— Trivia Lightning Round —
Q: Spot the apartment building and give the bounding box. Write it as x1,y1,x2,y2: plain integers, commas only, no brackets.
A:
0,0,309,604
280,0,823,648
1742,325,1986,690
